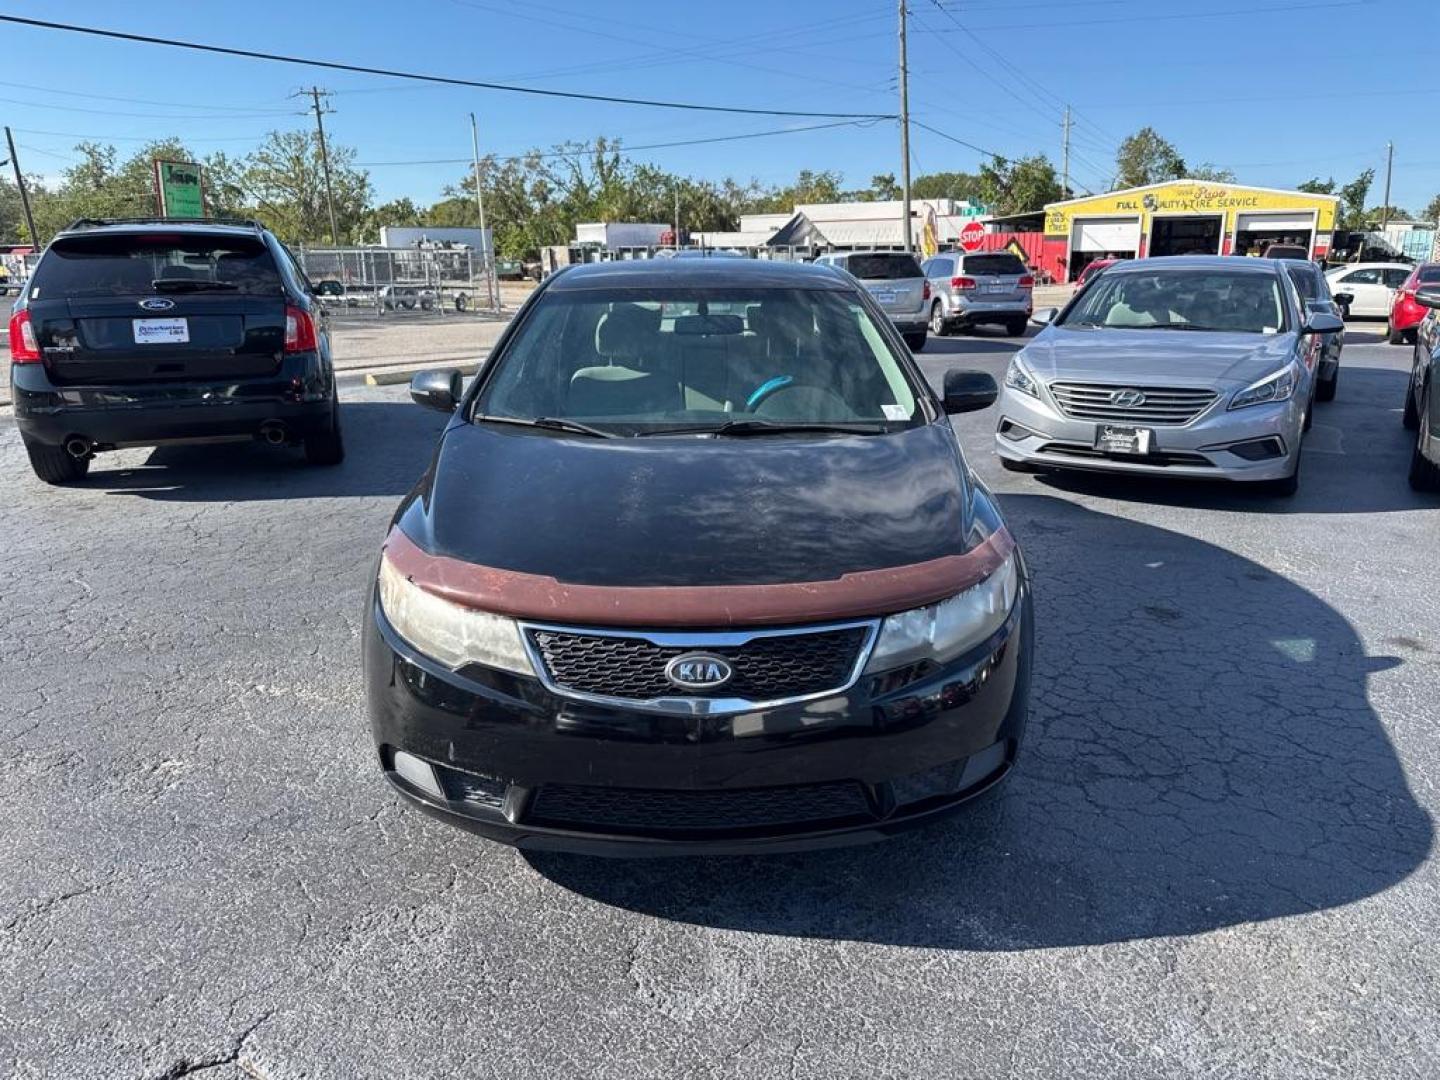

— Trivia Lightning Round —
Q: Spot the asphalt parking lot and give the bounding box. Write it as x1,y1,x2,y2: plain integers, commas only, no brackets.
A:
2,325,1437,1078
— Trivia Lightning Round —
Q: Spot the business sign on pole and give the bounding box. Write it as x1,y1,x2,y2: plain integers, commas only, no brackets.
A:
153,160,205,218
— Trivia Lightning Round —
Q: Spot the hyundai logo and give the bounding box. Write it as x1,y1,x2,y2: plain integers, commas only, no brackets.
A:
138,297,176,312
664,653,734,691
1110,388,1146,407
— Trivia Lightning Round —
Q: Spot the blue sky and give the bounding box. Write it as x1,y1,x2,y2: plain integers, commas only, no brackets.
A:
3,0,1437,214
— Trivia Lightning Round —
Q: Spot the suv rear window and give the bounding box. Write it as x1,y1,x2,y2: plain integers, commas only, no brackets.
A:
1287,266,1318,299
962,253,1025,275
1418,266,1440,284
31,232,284,299
843,253,923,280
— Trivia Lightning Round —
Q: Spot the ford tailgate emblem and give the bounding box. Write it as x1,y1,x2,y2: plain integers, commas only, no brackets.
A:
139,297,176,312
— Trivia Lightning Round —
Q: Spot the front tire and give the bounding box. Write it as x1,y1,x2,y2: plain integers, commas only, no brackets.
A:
1409,387,1440,491
304,395,346,466
903,331,927,353
1403,374,1421,430
1005,316,1028,337
1316,365,1338,402
1388,322,1405,345
24,438,91,485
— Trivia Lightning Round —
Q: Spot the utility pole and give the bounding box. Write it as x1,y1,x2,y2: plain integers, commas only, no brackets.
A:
3,127,39,248
469,112,496,310
674,187,681,252
898,0,913,253
1061,105,1072,200
296,87,339,245
1381,140,1394,230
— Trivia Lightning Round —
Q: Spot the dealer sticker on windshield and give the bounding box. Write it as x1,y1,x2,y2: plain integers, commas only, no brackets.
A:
133,318,189,345
1096,424,1152,455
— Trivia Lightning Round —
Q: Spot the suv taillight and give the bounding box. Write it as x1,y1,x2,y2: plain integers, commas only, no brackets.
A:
1018,275,1035,288
8,309,40,363
951,276,977,290
284,305,317,353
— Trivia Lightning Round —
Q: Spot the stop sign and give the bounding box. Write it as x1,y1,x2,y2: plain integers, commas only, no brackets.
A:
959,221,985,251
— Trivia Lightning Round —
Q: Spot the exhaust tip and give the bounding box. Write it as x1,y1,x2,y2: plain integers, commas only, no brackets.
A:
259,422,288,446
64,437,92,460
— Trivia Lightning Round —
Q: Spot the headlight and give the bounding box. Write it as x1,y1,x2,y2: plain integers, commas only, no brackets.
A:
1230,364,1297,410
1004,354,1041,398
864,552,1019,672
377,554,534,674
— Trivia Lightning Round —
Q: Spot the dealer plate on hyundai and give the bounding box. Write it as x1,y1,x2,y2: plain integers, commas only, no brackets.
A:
132,318,189,345
1096,424,1151,455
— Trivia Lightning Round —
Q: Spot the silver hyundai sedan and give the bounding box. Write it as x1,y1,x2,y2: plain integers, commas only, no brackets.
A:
994,256,1341,495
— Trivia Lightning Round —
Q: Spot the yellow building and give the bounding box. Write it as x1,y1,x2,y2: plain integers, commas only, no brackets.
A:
1042,180,1342,282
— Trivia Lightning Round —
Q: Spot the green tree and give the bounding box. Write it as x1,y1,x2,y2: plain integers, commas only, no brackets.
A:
912,171,986,204
1337,169,1374,230
1297,177,1336,194
1114,127,1187,188
1189,163,1237,182
1424,193,1440,224
978,154,1062,215
238,129,372,243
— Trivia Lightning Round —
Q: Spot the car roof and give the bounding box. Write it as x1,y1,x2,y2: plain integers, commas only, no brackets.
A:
1326,261,1413,272
1277,258,1322,272
54,218,266,240
546,258,852,292
1106,255,1281,275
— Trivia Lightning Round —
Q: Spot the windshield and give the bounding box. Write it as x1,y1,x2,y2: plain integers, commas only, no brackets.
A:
1061,269,1289,334
843,253,923,280
32,233,283,298
473,286,924,434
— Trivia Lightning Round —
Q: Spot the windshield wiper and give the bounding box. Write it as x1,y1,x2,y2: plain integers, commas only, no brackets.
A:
636,418,889,438
150,279,241,292
474,414,617,439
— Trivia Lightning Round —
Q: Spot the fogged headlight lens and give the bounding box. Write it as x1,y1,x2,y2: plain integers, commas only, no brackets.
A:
1229,364,1297,410
864,553,1019,673
377,554,533,674
1004,355,1041,398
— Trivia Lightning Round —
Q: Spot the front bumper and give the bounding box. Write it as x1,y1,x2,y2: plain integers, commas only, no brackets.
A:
363,581,1033,856
994,383,1304,482
885,313,928,334
11,352,334,449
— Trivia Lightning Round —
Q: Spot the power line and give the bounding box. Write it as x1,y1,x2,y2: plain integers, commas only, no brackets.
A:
910,120,1003,161
11,127,271,143
0,78,289,114
928,0,1366,34
354,120,881,167
0,93,292,121
0,15,895,120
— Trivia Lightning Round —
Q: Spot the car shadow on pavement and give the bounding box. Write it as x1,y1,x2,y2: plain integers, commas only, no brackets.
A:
528,494,1433,950
1020,367,1430,515
72,402,447,502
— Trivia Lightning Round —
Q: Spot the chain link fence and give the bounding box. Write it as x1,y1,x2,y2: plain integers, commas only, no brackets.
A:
293,246,502,318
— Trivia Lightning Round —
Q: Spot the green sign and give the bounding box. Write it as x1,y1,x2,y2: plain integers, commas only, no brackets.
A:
154,160,204,218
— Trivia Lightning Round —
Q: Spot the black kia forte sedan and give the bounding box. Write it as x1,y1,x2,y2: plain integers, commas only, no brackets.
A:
364,258,1033,855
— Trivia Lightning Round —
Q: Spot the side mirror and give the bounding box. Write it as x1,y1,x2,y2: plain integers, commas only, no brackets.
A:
942,369,999,415
1030,307,1058,326
410,368,464,411
1332,291,1353,306
1416,287,1440,310
1302,312,1344,336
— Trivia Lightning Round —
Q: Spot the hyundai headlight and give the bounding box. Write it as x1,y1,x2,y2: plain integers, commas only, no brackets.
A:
377,554,534,674
1230,364,1297,410
864,552,1019,672
1004,355,1041,399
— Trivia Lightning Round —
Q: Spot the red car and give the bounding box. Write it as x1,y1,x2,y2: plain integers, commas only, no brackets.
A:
1388,262,1440,344
1076,258,1123,286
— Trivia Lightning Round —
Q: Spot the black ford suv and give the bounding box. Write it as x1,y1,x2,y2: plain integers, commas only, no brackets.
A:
8,217,343,484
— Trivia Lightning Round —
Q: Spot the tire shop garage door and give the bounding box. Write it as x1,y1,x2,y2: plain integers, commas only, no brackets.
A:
1072,217,1141,252
1236,211,1314,253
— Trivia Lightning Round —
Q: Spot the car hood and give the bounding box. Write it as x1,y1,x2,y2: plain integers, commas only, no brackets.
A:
397,419,975,588
1023,325,1298,387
